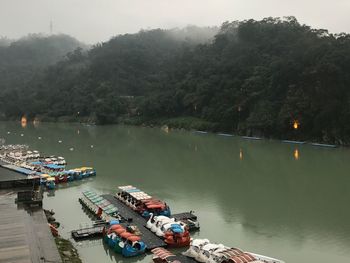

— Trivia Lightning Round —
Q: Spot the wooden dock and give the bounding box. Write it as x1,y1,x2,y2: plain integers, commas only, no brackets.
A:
0,192,62,263
102,194,167,250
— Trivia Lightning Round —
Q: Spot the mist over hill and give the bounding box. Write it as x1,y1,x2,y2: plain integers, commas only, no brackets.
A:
1,20,350,144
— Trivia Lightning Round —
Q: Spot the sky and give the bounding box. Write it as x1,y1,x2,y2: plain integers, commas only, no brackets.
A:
0,0,350,44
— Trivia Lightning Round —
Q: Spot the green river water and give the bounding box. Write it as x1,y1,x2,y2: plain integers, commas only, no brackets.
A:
1,121,350,263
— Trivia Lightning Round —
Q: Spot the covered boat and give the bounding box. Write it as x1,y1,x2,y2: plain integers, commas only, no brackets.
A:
116,185,171,217
103,223,147,257
183,239,285,263
151,248,178,263
80,191,119,221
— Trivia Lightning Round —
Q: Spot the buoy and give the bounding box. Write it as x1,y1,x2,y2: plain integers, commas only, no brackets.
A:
20,134,24,137
38,137,42,140
58,140,62,143
90,145,94,148
70,147,74,151
7,131,10,134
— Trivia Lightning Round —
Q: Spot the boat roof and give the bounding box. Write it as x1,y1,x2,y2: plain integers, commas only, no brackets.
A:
120,232,133,238
129,192,152,200
228,253,256,263
216,248,243,257
115,228,126,234
152,248,175,260
118,185,136,190
127,235,141,242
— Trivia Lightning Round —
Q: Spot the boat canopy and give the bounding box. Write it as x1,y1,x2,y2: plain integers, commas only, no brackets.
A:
115,228,126,234
147,204,166,209
218,248,244,258
127,235,141,242
228,253,256,263
118,185,136,191
120,232,133,238
152,248,175,260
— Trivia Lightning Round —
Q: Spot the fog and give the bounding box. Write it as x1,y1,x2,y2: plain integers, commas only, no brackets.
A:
1,0,349,44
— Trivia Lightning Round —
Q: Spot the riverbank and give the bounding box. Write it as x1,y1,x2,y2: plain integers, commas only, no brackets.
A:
55,237,82,263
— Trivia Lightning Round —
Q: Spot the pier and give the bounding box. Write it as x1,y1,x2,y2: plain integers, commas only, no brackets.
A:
0,169,61,263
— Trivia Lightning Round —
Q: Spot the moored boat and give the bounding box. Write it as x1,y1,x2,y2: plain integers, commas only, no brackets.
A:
103,222,147,257
80,191,119,221
116,185,171,217
183,239,285,263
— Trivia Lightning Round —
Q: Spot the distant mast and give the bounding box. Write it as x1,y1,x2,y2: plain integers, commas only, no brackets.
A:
50,20,53,35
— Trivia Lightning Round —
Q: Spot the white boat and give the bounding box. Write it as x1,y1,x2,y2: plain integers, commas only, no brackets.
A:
183,239,211,258
150,216,174,233
155,221,186,237
184,239,285,263
195,243,226,263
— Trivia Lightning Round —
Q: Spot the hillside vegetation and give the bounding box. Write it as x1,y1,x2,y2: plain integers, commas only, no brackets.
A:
1,19,350,144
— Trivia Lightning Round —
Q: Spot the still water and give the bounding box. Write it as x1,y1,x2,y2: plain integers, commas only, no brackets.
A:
1,121,350,263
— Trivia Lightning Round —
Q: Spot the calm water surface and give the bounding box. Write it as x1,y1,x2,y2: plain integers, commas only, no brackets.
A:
1,121,350,263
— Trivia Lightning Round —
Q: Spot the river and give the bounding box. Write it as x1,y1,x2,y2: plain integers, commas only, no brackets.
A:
1,121,350,263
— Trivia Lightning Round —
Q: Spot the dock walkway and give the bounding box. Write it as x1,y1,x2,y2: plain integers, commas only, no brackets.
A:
102,194,167,250
0,192,62,263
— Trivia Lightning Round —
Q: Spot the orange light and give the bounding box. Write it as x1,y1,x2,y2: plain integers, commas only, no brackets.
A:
294,149,299,160
21,116,27,128
293,120,299,130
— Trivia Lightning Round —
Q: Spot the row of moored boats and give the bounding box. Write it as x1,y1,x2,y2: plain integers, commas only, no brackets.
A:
78,186,284,262
0,144,96,189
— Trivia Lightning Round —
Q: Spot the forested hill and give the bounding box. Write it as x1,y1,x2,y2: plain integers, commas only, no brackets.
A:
0,34,86,96
1,18,350,144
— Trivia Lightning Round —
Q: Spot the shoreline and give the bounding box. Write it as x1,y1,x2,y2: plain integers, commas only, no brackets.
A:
1,117,348,147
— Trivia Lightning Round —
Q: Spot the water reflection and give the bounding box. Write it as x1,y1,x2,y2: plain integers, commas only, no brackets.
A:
294,148,299,160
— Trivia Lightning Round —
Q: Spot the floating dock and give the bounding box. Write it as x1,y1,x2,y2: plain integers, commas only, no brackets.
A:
242,136,262,140
217,133,234,137
102,194,167,250
310,143,337,148
72,225,106,240
282,140,306,145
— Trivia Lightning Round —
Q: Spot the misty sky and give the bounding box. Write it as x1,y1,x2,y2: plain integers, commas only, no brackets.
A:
1,0,350,43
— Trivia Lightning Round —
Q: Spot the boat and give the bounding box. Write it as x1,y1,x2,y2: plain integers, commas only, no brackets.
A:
103,222,147,257
196,243,227,262
183,239,211,258
151,248,177,263
80,191,119,221
46,177,56,190
116,185,171,217
183,239,285,263
146,213,191,247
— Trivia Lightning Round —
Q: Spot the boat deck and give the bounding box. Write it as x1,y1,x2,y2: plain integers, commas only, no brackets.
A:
0,191,61,263
102,194,167,250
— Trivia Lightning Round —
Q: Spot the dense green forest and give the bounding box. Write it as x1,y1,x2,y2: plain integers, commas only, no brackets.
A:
1,18,350,144
0,34,86,114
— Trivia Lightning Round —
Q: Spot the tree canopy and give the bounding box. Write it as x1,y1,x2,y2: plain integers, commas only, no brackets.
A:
1,19,350,144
